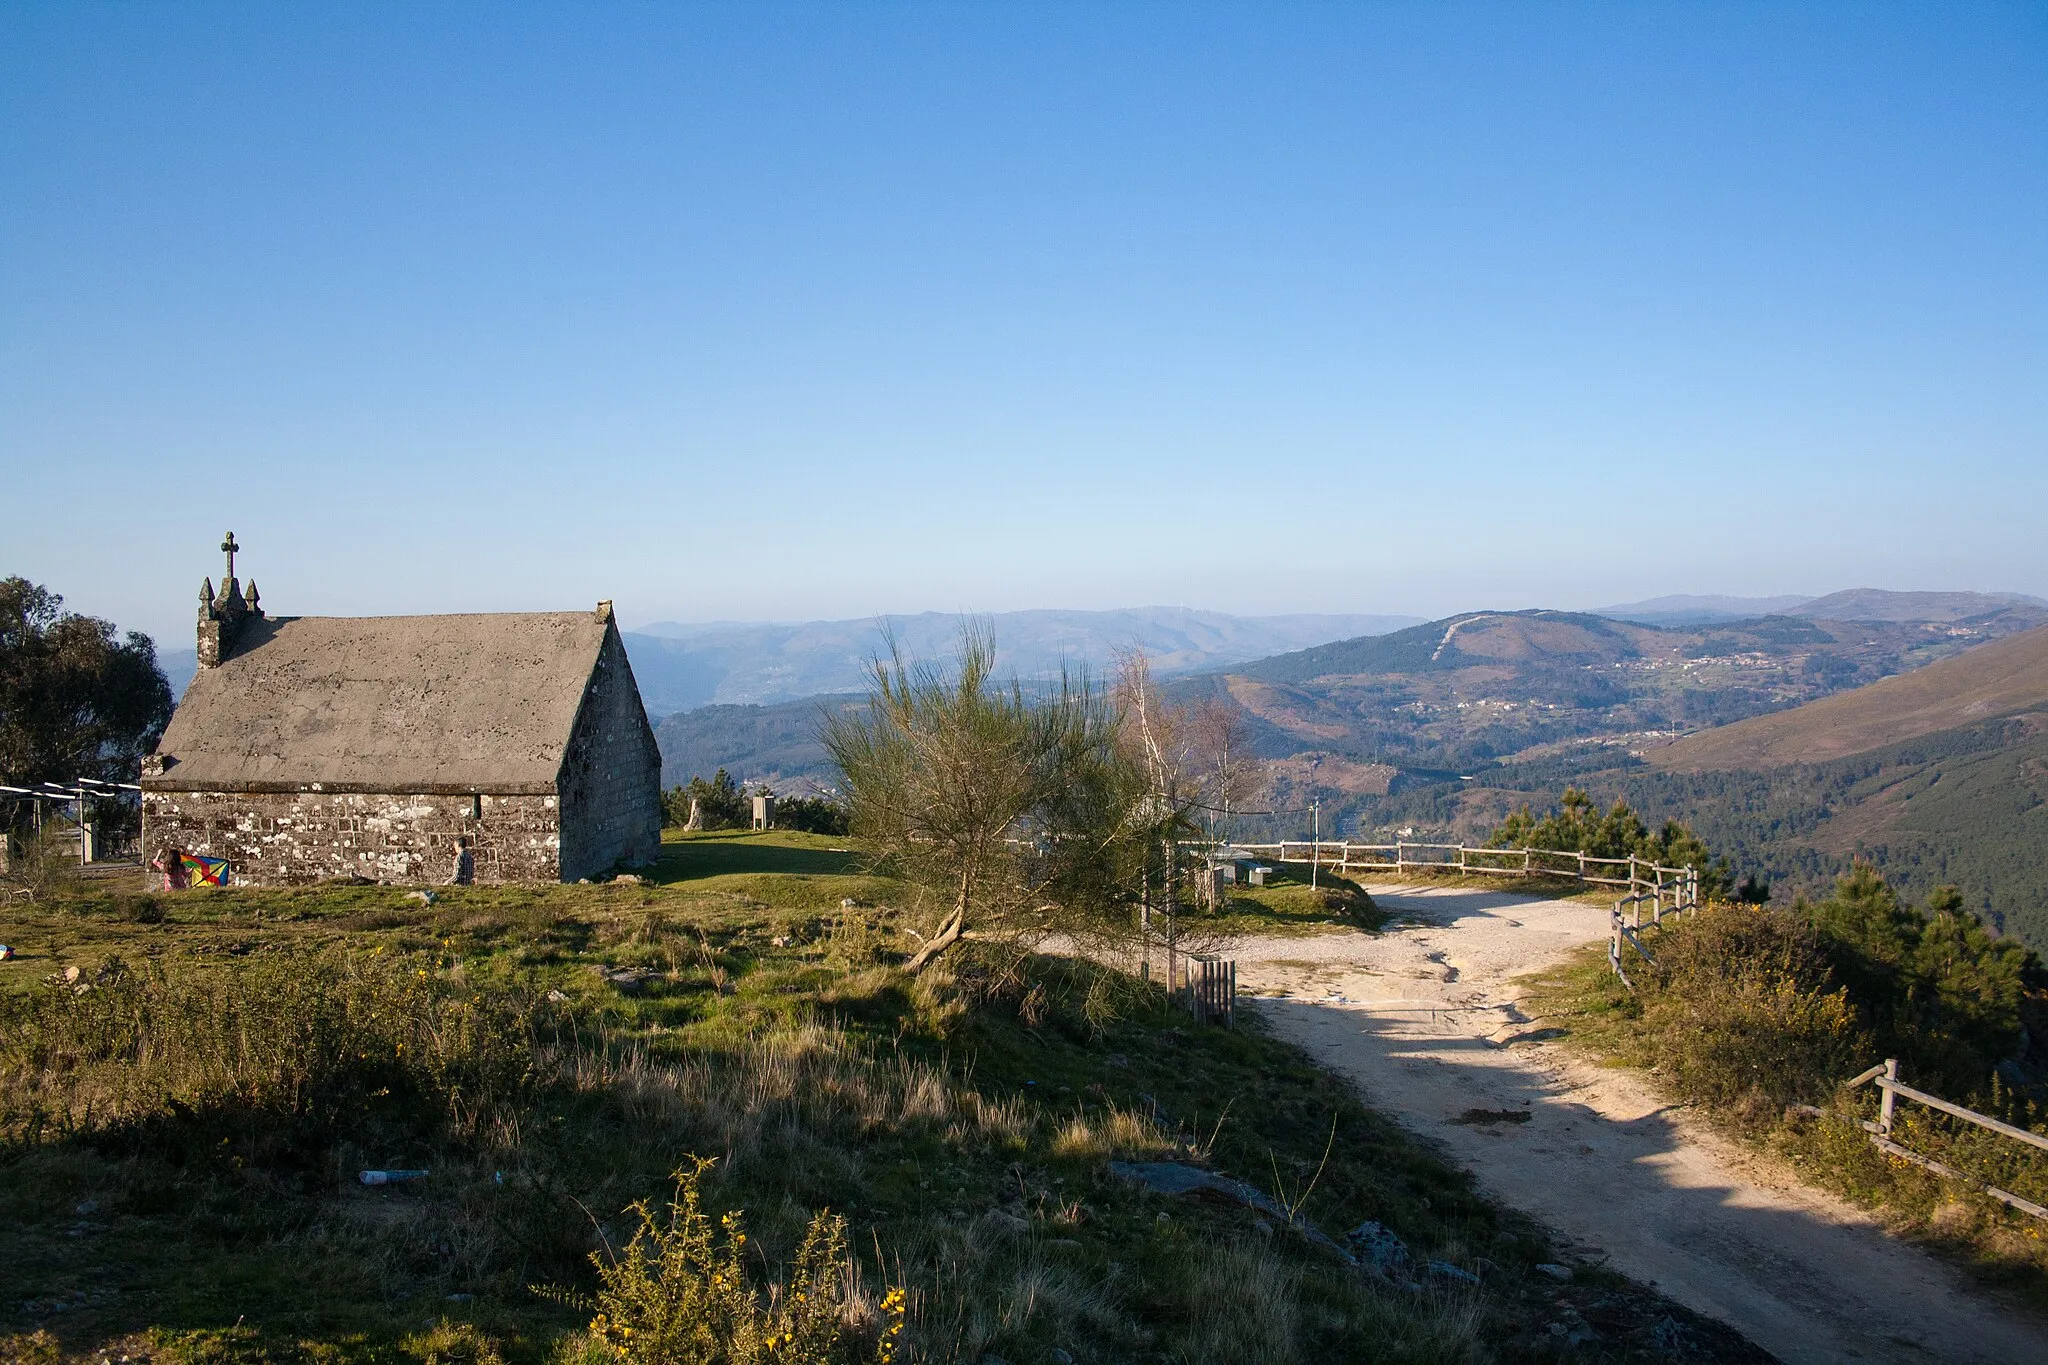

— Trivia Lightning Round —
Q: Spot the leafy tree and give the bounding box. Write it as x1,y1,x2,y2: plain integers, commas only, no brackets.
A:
823,627,1119,973
1,578,172,836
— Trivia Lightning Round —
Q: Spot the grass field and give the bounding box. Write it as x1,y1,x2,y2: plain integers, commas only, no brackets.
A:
1,832,1766,1363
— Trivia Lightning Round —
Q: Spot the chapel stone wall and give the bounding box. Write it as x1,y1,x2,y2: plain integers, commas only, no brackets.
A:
141,790,562,886
556,626,664,882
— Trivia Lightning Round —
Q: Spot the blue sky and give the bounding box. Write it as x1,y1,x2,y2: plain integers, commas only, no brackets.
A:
4,2,2043,645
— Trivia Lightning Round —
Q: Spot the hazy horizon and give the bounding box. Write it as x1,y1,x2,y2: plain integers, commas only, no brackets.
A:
6,5,2043,643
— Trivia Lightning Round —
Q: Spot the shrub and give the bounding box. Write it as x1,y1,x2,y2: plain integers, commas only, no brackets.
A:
0,827,81,903
775,796,851,836
583,1159,900,1365
1635,904,1864,1109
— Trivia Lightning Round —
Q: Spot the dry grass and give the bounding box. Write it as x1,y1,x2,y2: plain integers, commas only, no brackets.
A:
0,832,1774,1362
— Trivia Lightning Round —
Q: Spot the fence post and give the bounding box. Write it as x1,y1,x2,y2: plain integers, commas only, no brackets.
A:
1880,1058,1899,1135
1396,841,1405,871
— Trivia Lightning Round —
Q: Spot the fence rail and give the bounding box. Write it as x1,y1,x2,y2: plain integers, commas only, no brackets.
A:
1210,840,1694,891
1848,1060,2048,1221
1197,838,1704,990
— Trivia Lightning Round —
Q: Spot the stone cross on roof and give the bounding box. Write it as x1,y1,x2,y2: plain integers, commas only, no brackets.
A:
221,531,239,582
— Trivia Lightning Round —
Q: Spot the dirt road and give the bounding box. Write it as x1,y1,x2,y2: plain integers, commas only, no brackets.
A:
1234,884,2048,1365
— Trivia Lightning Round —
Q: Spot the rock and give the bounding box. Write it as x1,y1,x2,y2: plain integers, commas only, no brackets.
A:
1109,1162,1352,1262
405,890,436,905
770,935,791,947
1650,1315,1691,1352
595,965,655,994
1345,1220,1411,1276
1534,1262,1573,1282
612,874,644,886
546,989,569,1003
1048,1351,1074,1365
1425,1259,1480,1285
74,1200,99,1216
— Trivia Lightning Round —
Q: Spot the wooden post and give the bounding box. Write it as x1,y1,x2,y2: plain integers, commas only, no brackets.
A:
1880,1058,1899,1135
1396,841,1405,871
1139,866,1152,982
1164,837,1178,1006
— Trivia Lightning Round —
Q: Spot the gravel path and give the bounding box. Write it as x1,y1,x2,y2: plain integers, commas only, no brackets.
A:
1232,883,2048,1365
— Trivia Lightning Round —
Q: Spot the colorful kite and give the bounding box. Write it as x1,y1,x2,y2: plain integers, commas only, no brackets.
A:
153,850,231,889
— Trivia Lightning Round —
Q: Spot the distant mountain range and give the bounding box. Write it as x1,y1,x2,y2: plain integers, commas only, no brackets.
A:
620,607,1422,714
1597,588,2048,627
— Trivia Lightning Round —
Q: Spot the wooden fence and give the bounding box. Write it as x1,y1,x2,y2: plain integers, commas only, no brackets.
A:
1213,839,1696,892
1177,954,1235,1027
1847,1059,2048,1221
1203,839,1703,991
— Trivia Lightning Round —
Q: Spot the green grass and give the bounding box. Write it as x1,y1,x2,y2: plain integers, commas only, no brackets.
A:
1198,866,1385,938
0,832,1768,1364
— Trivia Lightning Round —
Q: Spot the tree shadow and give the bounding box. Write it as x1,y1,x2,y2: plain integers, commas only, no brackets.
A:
1253,992,2048,1365
650,833,865,883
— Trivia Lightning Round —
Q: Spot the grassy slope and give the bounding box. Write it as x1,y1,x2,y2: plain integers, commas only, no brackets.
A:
0,833,1769,1364
1651,624,2048,771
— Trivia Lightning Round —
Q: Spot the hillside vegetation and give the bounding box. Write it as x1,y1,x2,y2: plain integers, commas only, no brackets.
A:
1523,866,2048,1299
0,833,1767,1364
1651,625,2048,771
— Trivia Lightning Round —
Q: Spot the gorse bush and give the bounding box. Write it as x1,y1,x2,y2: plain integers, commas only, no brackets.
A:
583,1159,901,1365
1602,867,2044,1111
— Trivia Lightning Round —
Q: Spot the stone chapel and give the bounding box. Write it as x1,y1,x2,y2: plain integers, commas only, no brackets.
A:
141,534,663,885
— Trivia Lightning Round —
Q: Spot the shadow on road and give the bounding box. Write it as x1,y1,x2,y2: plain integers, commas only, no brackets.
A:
1237,885,2048,1365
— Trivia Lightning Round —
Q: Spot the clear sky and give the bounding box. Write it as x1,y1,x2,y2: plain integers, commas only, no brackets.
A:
4,2,2044,646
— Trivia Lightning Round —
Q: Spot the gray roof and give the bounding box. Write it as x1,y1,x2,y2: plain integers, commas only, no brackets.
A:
145,612,615,794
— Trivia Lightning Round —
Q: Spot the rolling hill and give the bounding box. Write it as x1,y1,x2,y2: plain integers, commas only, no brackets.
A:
1651,626,2048,771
